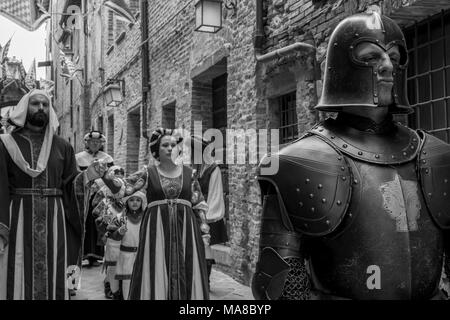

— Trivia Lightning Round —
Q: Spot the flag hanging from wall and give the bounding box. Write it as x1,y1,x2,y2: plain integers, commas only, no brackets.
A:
0,0,50,31
25,58,36,89
103,0,136,24
59,49,79,79
39,78,55,97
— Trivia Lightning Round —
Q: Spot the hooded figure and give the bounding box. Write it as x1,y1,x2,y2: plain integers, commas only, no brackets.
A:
0,89,89,300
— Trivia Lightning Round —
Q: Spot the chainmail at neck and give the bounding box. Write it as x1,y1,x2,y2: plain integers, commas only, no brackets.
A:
336,112,396,134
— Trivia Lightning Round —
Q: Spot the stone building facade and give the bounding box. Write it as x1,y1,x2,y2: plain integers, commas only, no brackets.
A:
48,0,450,286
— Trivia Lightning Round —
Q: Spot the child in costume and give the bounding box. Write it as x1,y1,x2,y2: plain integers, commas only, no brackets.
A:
107,191,147,299
93,166,126,299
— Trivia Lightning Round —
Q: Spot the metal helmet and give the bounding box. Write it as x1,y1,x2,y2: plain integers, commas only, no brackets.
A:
315,11,412,114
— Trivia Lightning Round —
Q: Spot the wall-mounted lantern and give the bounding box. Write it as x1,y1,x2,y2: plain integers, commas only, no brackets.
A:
194,0,237,33
104,78,125,107
195,0,222,33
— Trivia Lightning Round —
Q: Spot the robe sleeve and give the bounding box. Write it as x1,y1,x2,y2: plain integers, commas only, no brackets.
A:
191,177,209,239
106,216,125,241
205,167,225,223
0,141,10,246
62,142,84,267
102,166,148,198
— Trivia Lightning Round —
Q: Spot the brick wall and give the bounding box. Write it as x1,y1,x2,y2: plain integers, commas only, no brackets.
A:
87,0,145,171
50,0,86,153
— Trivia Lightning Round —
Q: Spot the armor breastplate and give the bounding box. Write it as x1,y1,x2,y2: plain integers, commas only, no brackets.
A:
304,121,445,299
306,159,443,299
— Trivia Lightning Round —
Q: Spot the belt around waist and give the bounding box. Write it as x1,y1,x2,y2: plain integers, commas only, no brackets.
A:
11,188,63,197
120,245,138,252
148,199,192,208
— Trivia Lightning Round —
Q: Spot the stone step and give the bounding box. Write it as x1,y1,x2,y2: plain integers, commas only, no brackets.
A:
211,244,232,267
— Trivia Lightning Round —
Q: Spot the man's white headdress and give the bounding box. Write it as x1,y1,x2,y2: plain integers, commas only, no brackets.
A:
0,89,59,178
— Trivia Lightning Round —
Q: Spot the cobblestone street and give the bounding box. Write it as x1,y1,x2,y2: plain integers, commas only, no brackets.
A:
72,264,254,300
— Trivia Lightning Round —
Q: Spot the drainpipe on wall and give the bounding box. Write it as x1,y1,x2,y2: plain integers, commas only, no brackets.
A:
254,0,316,62
140,0,150,141
83,0,91,145
254,0,320,125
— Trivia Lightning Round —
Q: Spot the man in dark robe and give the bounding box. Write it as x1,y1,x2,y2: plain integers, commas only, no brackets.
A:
76,131,114,268
0,89,104,300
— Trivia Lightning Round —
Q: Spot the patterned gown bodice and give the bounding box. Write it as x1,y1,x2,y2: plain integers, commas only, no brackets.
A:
159,175,182,199
146,165,193,203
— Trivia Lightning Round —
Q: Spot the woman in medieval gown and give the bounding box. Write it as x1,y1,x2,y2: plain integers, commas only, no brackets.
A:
103,128,210,300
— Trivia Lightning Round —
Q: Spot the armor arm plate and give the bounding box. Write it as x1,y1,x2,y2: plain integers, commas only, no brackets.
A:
252,180,311,300
418,131,450,229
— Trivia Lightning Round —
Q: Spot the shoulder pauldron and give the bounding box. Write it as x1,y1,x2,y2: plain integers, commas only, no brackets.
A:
418,130,450,229
259,134,352,236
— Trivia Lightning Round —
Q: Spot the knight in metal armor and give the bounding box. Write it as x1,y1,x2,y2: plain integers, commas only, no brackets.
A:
252,11,450,300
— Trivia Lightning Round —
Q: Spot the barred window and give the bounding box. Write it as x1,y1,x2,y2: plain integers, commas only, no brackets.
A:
405,9,450,142
279,91,298,144
107,115,114,156
162,101,176,129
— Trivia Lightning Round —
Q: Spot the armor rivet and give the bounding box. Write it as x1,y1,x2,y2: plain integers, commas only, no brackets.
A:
358,151,363,156
412,138,417,143
444,193,447,196
337,200,342,205
428,193,432,197
349,213,353,218
338,156,342,160
341,167,345,171
365,62,369,66
394,94,398,97
373,72,377,75
311,207,315,213
309,194,314,199
374,93,378,97
425,169,429,174
322,198,327,203
423,151,427,155
342,177,347,181
403,152,407,156
299,202,304,207
331,136,335,139
350,45,354,49
343,144,348,148
354,179,358,184
444,179,448,183
410,145,415,150
326,220,331,225
318,184,323,189
286,242,289,246
375,154,380,159
304,223,308,228
296,188,300,192
392,155,396,159
422,160,427,164
355,33,359,37
376,39,379,43
306,179,310,184
328,67,332,70
334,42,338,46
